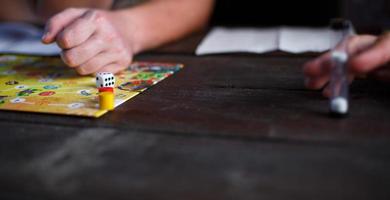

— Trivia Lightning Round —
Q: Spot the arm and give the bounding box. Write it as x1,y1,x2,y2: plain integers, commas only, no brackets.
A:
110,0,215,53
36,0,113,20
42,0,214,75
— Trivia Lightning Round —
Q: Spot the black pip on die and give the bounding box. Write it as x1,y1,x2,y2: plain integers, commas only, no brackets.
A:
96,72,115,88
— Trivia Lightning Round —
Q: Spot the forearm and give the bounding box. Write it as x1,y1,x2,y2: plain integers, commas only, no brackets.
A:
36,0,113,19
110,0,214,54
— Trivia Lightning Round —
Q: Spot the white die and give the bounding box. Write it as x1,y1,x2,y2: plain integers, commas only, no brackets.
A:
96,72,115,88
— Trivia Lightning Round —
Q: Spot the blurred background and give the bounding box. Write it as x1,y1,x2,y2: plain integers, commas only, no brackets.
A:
210,0,390,34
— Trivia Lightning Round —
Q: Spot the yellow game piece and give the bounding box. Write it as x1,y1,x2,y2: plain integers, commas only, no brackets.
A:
99,91,115,111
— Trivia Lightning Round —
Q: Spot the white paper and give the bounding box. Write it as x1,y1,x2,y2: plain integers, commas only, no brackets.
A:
196,28,278,55
196,27,341,55
279,27,340,53
0,23,61,55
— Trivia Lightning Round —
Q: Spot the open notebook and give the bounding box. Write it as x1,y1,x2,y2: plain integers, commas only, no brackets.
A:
196,27,349,55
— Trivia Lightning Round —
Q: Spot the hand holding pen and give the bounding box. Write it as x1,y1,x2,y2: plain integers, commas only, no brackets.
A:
303,23,390,116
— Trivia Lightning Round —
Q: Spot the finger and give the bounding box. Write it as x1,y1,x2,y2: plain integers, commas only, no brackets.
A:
303,52,332,78
98,61,131,75
322,75,354,98
322,85,331,98
56,15,96,49
42,8,86,44
303,53,333,90
60,33,107,67
348,34,390,74
97,48,132,74
305,75,330,90
346,35,378,55
75,52,120,75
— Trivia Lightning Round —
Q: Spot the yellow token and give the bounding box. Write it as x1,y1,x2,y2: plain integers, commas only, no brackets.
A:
99,91,114,111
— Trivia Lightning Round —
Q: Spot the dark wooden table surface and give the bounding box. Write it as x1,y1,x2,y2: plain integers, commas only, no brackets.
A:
1,33,390,200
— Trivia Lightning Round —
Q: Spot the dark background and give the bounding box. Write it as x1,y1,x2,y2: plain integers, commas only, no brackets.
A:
211,0,390,33
211,0,339,27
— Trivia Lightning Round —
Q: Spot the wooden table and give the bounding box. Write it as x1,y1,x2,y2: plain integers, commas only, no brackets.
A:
1,33,390,200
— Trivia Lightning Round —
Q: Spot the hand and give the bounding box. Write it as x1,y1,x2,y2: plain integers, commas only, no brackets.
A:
303,33,390,97
42,8,133,75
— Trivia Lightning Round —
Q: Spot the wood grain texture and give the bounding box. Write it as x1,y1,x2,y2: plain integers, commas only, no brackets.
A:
0,123,389,200
2,54,389,142
1,48,390,199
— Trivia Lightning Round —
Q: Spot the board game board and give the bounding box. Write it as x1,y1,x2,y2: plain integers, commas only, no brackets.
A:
0,54,183,118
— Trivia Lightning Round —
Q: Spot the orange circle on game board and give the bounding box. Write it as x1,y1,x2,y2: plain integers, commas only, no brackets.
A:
39,91,56,96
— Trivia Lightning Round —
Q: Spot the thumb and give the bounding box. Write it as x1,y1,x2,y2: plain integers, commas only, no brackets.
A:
42,8,86,44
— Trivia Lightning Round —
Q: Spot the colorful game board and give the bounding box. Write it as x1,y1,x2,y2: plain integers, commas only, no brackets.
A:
0,54,183,117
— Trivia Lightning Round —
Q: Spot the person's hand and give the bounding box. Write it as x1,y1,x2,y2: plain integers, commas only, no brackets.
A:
42,8,133,75
303,33,390,97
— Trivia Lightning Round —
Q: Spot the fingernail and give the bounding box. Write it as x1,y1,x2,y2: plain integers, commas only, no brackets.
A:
41,32,48,41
